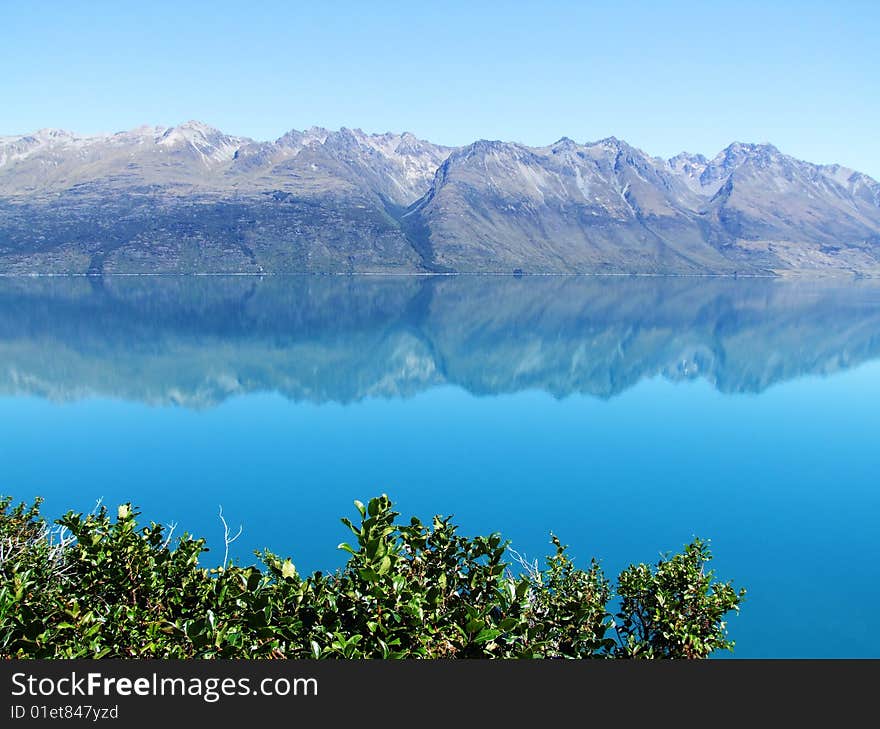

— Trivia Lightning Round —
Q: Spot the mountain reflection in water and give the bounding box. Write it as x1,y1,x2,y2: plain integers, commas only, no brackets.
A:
1,274,879,405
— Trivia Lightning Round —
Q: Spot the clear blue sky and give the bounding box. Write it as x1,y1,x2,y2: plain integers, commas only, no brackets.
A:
3,1,878,176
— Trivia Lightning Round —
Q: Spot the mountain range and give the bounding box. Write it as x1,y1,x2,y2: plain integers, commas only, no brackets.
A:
1,121,879,275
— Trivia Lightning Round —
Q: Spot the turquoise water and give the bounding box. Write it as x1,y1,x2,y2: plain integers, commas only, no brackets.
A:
1,275,879,657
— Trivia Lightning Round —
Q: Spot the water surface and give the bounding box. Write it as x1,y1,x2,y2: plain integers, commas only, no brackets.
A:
1,274,878,657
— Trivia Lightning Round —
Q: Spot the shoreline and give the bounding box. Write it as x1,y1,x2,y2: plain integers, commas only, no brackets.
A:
0,270,859,279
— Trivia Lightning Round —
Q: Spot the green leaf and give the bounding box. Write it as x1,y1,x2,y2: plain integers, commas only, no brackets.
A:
281,559,298,580
475,628,501,644
358,567,380,583
466,619,484,634
340,517,360,536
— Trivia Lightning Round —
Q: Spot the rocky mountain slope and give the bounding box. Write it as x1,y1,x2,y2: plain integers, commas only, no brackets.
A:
405,138,880,274
1,122,878,274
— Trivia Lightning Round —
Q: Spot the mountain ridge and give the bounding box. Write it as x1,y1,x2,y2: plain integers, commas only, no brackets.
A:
1,121,879,275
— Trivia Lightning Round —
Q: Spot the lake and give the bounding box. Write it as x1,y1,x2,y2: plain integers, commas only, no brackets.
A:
1,274,879,657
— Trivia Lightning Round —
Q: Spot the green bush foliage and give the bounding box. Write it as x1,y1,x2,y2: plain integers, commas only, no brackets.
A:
0,494,744,659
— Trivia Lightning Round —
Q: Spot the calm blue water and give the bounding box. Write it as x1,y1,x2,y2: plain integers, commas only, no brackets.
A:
1,275,878,657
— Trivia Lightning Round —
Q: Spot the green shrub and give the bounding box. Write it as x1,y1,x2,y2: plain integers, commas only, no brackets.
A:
0,494,744,659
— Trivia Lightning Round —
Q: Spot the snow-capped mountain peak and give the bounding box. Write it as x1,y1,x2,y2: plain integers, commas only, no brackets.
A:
157,120,247,164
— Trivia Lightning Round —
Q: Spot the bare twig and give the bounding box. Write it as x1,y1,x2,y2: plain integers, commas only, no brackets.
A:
161,522,178,550
218,505,243,569
507,546,541,583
